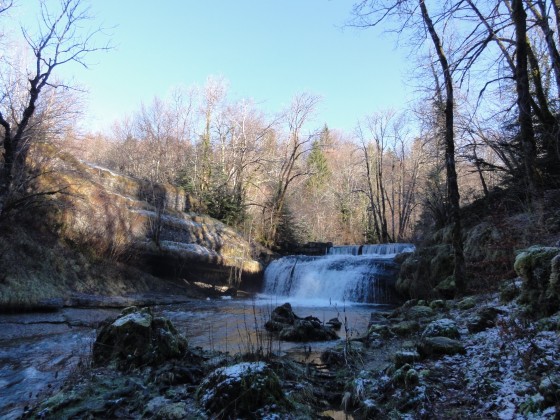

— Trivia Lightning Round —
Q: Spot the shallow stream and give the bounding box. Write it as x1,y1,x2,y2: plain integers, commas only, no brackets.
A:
0,296,388,419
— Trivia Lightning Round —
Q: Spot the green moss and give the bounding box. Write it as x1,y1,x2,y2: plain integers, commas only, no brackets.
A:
391,320,420,336
458,297,476,310
515,246,560,317
514,246,560,287
397,245,455,299
434,276,457,299
197,362,291,417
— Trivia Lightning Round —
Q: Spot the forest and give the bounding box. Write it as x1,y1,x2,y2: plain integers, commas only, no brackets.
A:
2,0,559,256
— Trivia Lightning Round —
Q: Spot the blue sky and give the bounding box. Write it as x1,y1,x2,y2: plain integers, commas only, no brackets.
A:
15,1,414,134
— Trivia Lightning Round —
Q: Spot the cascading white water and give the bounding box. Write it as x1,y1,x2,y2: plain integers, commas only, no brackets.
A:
328,243,415,256
263,243,415,305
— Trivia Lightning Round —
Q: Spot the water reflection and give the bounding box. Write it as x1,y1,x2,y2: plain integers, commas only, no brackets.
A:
160,296,390,360
0,297,388,418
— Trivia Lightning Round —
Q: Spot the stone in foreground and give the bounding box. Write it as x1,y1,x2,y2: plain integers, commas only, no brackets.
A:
93,306,188,369
422,318,460,339
197,362,289,418
417,336,466,358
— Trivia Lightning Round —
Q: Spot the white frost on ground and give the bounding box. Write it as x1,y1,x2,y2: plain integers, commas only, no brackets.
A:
445,298,559,419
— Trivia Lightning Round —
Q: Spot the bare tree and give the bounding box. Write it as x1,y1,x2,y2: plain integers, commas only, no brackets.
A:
351,0,466,292
261,93,320,247
356,110,420,243
356,112,393,243
0,0,109,219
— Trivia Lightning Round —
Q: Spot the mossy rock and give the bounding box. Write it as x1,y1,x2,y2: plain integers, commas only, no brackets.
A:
458,297,476,310
539,374,560,404
265,304,338,342
368,323,393,339
429,299,447,310
422,318,460,339
463,222,503,262
155,402,189,419
467,307,502,333
536,313,560,331
515,246,560,316
394,350,421,368
500,279,522,303
417,337,466,358
396,245,454,299
405,368,420,387
278,318,338,342
93,306,188,369
514,246,560,288
434,276,457,299
391,320,420,336
197,362,289,417
33,373,146,418
269,302,296,324
405,305,435,320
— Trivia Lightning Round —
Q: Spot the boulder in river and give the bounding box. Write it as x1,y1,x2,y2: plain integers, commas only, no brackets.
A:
264,303,339,342
93,306,188,369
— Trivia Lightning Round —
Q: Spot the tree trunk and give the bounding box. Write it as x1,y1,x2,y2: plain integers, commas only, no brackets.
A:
512,0,539,197
419,0,466,294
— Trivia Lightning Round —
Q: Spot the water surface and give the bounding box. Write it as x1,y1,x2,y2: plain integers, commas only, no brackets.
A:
0,297,387,418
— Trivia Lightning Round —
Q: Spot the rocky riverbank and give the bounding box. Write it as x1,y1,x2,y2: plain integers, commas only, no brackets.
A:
11,244,560,418
17,283,559,419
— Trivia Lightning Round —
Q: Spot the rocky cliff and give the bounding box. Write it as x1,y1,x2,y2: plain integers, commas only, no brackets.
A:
0,145,266,309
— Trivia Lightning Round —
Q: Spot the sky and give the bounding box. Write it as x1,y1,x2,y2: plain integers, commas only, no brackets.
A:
12,1,415,134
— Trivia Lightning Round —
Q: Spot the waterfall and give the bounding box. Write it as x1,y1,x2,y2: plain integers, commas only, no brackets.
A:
263,243,414,304
328,243,415,256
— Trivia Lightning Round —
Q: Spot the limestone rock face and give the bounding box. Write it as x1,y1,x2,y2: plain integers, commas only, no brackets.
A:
197,362,288,418
514,246,560,316
93,306,188,369
39,153,265,289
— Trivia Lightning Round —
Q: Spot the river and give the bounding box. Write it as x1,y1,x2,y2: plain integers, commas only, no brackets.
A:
0,296,389,419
